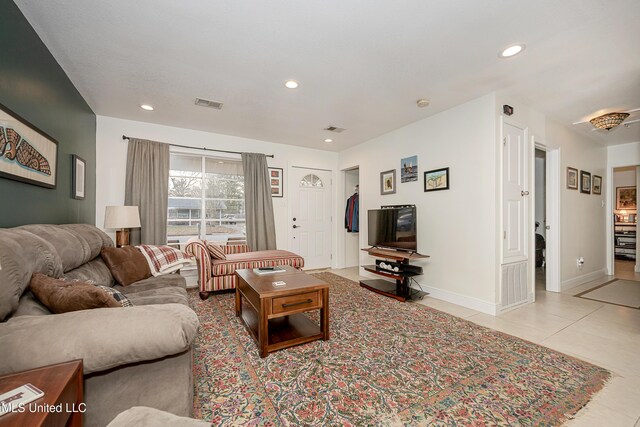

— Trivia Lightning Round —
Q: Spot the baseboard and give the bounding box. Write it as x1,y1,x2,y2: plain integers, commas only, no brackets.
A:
411,283,499,316
560,268,607,291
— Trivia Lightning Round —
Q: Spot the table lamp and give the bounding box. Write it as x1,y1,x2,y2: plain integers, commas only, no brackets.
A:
620,210,628,222
104,206,141,247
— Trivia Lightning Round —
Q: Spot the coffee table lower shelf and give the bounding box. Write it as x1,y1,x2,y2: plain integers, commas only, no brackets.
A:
240,301,324,353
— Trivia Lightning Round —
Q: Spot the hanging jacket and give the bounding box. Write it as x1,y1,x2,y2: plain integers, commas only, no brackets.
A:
345,194,359,232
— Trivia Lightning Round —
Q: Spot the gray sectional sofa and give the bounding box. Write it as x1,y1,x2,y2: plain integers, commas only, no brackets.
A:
0,224,199,426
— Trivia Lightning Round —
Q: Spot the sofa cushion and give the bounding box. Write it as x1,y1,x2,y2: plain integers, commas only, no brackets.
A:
107,407,210,427
63,258,116,287
0,229,64,321
116,274,188,306
211,250,304,276
12,291,52,317
205,242,226,260
101,246,152,286
30,273,120,313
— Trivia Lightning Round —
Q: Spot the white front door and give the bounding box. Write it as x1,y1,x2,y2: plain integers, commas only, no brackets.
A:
503,122,529,263
289,167,332,270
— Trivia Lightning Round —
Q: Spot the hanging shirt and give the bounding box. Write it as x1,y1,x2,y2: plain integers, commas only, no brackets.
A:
345,194,359,232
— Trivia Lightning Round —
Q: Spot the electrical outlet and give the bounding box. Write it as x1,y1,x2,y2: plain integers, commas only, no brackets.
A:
577,257,585,270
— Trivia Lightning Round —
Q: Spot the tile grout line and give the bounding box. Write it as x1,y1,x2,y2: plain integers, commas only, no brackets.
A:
539,305,607,344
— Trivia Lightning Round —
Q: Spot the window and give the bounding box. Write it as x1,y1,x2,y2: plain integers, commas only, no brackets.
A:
168,153,245,245
300,173,323,187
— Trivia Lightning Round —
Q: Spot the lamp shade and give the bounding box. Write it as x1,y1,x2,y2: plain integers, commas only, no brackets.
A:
589,112,629,130
104,206,141,229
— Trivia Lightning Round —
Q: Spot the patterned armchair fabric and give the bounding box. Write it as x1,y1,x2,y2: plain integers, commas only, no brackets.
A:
185,238,304,294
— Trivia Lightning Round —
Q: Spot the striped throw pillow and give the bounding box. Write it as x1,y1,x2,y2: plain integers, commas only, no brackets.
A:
206,242,227,260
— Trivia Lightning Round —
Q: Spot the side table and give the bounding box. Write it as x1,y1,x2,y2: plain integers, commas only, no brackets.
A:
0,360,84,426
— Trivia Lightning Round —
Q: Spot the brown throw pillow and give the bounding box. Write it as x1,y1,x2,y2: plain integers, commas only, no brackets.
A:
29,273,120,314
101,246,152,286
205,242,227,260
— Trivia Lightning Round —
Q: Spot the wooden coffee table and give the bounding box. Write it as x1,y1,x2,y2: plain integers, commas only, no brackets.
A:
0,360,83,426
235,266,329,358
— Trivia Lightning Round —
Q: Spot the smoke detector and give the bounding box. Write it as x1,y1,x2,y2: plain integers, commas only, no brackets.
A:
416,99,430,108
195,98,223,110
324,126,346,133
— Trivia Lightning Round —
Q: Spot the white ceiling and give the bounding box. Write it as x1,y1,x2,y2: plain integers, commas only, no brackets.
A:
14,0,640,151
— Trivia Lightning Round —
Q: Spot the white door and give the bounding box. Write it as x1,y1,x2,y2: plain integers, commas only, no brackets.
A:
503,122,529,263
289,167,332,270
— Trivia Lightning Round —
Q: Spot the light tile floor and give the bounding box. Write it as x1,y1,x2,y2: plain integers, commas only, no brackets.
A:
328,266,640,427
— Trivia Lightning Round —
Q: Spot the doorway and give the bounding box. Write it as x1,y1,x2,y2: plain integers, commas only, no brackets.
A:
612,166,639,280
534,149,546,292
343,167,360,268
288,166,333,270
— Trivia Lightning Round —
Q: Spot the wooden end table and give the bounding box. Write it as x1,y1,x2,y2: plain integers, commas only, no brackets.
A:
235,266,329,358
0,360,83,426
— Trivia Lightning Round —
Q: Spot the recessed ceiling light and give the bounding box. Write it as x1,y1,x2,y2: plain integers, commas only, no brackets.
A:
499,44,525,58
324,138,333,143
218,161,224,164
140,104,154,111
285,80,299,89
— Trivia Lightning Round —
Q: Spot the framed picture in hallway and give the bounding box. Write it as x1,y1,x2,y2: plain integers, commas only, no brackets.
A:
268,167,283,197
592,175,602,195
566,167,578,190
616,186,636,209
580,170,591,194
72,154,86,200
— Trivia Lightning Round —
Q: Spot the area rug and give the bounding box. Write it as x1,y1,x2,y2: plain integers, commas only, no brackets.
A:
575,279,640,309
189,272,609,426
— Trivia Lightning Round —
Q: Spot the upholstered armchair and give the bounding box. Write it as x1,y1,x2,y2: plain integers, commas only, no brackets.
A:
185,238,304,299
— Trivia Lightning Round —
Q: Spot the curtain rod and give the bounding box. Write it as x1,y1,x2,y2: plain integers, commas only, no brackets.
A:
121,135,274,158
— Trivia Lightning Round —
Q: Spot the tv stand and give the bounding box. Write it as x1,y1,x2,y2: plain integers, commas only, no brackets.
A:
360,248,429,302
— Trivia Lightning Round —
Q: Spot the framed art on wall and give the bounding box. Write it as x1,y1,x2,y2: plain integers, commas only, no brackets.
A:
424,167,450,192
268,167,283,197
72,154,86,200
592,175,602,195
380,169,396,195
400,155,418,183
580,171,591,194
616,186,636,209
566,167,578,190
0,102,58,189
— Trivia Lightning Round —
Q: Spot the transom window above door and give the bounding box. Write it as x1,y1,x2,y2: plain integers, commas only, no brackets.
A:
300,173,323,188
167,153,245,247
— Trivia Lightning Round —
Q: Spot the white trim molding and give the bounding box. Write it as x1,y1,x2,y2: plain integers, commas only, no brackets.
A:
560,268,607,291
412,283,499,316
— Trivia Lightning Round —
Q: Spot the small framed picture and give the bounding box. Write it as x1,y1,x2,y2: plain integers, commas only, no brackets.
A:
424,167,450,192
592,175,602,195
380,169,396,195
580,170,591,194
268,167,283,197
72,154,86,200
566,167,578,190
616,186,637,209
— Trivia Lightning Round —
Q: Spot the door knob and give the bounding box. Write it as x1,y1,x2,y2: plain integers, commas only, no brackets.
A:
293,217,297,221
521,190,530,196
545,225,550,230
292,224,301,229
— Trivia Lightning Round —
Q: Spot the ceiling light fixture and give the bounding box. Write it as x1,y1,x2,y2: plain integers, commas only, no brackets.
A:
285,80,299,89
140,104,154,111
324,138,333,143
416,99,430,108
498,44,525,58
589,112,630,130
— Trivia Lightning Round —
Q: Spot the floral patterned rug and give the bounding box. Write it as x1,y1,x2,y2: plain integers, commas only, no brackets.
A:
189,272,609,426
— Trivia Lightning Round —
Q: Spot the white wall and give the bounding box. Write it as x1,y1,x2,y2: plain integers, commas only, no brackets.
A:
95,116,339,257
338,94,498,313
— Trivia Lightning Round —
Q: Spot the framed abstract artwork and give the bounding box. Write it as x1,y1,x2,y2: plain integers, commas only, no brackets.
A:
72,154,86,200
269,167,283,197
616,186,636,209
424,167,450,192
0,103,58,188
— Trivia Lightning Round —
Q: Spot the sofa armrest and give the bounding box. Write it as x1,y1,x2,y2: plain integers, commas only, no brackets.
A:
224,243,251,254
0,304,199,376
185,240,212,285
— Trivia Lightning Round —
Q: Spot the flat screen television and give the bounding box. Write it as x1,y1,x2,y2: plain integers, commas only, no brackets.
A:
368,206,417,251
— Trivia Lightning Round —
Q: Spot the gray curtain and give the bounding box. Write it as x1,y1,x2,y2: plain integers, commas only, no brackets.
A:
125,138,170,245
242,153,277,251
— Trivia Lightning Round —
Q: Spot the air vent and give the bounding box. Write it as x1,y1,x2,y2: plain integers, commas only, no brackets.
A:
324,126,346,133
195,98,223,110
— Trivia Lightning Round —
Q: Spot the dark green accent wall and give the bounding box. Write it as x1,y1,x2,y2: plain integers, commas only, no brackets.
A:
0,0,96,227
